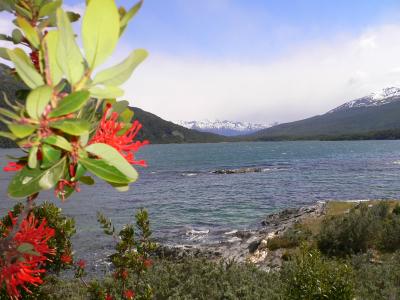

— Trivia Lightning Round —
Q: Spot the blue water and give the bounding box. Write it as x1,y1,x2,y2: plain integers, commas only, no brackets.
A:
1,140,400,266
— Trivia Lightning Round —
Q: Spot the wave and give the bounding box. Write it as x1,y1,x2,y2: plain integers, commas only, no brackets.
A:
182,173,198,177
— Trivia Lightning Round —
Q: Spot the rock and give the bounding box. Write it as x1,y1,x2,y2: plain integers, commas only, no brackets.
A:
248,240,261,254
234,230,252,239
155,202,327,271
212,167,263,175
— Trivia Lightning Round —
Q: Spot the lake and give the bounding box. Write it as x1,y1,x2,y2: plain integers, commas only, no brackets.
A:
1,140,400,268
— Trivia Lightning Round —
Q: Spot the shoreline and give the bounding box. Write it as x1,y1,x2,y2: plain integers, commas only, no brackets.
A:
157,201,327,270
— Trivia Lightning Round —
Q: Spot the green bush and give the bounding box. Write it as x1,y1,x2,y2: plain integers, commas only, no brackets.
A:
281,246,355,300
350,251,400,299
0,202,76,273
144,258,284,300
317,202,395,256
267,223,312,251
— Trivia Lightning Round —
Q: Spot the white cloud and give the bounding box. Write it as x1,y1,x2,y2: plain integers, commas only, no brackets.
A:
121,23,400,124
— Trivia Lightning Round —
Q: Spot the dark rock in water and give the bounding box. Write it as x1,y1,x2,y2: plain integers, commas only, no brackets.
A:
212,167,263,174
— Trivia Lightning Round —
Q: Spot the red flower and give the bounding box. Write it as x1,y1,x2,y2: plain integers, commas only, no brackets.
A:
105,293,114,300
90,104,149,166
0,213,55,299
76,259,86,269
143,258,153,268
123,289,135,299
61,253,72,264
3,162,24,172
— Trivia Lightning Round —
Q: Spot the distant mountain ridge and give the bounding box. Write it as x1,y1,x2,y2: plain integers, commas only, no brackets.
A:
328,87,400,113
248,87,400,141
177,120,274,136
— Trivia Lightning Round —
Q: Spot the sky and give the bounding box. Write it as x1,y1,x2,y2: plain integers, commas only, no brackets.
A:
3,0,400,124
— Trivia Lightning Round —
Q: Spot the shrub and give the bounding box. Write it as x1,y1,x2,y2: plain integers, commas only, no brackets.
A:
144,258,283,300
267,223,312,251
317,202,392,256
86,209,157,300
350,251,400,299
282,245,355,300
0,202,76,273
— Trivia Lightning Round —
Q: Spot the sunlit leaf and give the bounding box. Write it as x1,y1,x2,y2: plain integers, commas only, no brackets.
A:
120,0,143,35
82,0,120,68
42,135,72,151
26,85,52,120
39,0,61,17
92,49,147,86
43,30,63,85
56,8,85,85
28,145,38,168
7,48,44,89
89,85,124,99
50,119,90,135
7,123,36,138
48,90,90,118
17,17,40,48
79,157,131,184
85,143,138,181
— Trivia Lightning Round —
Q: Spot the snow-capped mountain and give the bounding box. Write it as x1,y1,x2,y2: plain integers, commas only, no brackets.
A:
176,120,276,136
328,87,400,113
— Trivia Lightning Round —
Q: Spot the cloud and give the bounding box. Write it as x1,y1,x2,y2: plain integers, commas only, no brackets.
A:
120,23,400,123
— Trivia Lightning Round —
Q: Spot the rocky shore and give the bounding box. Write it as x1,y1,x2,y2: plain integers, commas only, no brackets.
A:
157,201,326,271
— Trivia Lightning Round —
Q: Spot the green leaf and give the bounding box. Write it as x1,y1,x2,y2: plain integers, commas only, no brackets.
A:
28,145,38,168
11,29,23,44
0,47,10,60
79,176,95,185
7,48,44,89
17,243,39,256
39,0,61,17
79,157,131,184
42,135,72,151
0,131,16,140
15,5,32,19
8,157,66,198
89,85,124,99
120,108,134,123
120,0,143,35
41,144,61,168
26,85,52,120
85,143,138,182
109,182,129,192
43,30,63,85
82,0,120,68
92,49,148,86
0,108,20,120
50,119,90,135
7,123,36,138
48,90,90,118
56,8,85,85
17,17,40,48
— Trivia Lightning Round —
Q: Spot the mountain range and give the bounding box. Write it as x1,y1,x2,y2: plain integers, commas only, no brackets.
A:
2,60,400,145
248,87,400,141
176,120,275,136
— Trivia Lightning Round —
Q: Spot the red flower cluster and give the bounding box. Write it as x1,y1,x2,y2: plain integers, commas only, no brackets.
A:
60,253,73,265
0,213,55,299
90,104,149,167
123,289,135,299
76,259,86,269
3,162,24,172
